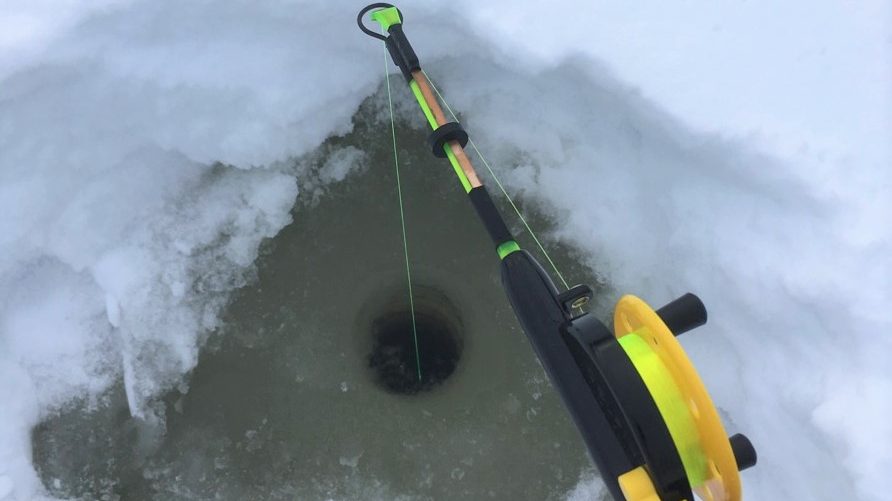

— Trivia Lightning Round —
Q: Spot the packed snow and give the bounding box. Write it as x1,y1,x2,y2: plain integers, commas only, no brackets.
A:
1,1,889,499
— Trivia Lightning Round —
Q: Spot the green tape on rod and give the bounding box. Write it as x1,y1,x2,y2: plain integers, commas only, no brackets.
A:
497,241,521,259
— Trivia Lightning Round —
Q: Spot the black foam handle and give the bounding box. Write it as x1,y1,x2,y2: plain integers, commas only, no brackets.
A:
655,293,707,336
468,187,513,246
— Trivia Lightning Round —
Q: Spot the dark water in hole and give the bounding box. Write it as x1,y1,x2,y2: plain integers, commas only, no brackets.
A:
369,307,462,395
31,88,610,500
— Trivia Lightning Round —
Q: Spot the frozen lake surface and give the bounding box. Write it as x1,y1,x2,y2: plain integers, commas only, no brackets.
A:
31,97,603,500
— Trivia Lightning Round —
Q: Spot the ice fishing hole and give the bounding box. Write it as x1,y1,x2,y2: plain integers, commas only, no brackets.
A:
368,298,463,395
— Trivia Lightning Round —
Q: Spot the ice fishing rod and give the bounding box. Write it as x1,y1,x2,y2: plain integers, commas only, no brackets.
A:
358,5,756,500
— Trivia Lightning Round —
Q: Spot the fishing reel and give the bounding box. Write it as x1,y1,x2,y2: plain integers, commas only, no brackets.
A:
501,249,756,501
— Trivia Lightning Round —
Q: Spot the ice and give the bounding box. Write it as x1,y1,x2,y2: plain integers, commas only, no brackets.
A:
1,0,889,499
339,451,364,469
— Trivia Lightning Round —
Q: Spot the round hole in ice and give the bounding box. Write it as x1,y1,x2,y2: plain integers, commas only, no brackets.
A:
368,303,462,395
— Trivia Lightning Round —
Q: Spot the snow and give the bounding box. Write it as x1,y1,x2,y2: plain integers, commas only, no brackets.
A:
431,53,890,499
1,0,890,499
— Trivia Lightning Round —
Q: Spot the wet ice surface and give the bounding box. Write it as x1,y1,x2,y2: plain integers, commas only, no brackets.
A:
31,98,606,500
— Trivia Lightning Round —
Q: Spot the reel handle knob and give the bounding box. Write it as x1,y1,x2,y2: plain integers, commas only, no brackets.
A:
729,433,757,471
655,293,707,336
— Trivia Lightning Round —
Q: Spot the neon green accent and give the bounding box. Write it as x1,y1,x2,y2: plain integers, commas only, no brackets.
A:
497,241,521,259
370,7,402,32
421,69,571,290
618,332,709,487
444,147,473,193
384,45,422,382
409,79,438,129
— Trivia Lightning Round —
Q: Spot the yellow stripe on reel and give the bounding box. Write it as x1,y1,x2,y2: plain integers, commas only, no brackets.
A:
618,332,708,488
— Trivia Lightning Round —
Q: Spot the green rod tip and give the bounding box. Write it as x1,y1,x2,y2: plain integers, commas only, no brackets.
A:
371,6,402,32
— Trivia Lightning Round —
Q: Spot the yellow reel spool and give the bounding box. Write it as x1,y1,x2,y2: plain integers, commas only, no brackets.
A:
613,295,741,501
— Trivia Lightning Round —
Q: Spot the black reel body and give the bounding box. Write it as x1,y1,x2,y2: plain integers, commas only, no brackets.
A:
501,250,754,500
